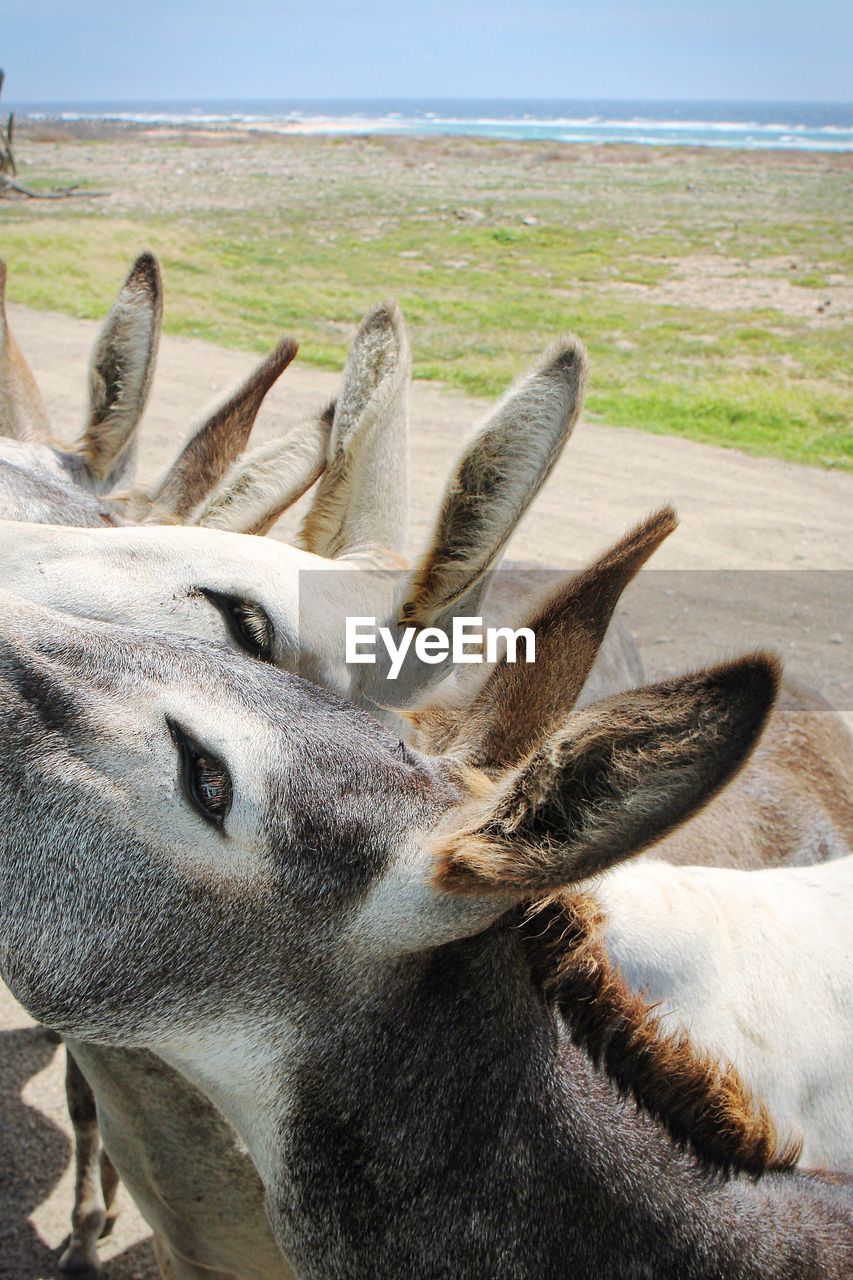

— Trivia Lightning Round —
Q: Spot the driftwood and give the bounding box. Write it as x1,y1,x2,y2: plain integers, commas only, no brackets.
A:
0,173,108,199
0,70,110,200
0,71,15,176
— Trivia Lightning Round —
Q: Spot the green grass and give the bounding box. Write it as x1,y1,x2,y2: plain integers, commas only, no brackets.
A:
2,132,851,468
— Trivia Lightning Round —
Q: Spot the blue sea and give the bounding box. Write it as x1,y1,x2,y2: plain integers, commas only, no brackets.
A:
9,99,853,152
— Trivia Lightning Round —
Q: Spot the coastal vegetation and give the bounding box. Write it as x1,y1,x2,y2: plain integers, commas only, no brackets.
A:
3,128,850,468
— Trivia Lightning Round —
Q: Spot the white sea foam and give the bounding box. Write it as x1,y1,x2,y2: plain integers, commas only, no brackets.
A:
19,104,853,152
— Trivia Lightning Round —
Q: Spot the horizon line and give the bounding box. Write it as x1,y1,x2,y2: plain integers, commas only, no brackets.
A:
5,94,853,108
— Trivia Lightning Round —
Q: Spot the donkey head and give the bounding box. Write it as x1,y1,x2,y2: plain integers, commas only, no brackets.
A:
0,510,778,1051
0,591,450,1043
0,335,588,731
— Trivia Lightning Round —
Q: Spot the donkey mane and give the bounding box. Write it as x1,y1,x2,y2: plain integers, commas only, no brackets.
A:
518,891,803,1178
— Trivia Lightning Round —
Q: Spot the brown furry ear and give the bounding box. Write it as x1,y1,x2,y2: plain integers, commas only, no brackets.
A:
75,252,163,490
0,258,52,443
150,335,298,519
420,506,678,765
435,654,781,895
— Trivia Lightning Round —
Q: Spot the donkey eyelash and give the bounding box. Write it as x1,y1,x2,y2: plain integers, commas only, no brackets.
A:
166,718,233,829
197,589,275,662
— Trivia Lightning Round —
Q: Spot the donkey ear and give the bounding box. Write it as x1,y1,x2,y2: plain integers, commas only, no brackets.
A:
149,336,298,521
420,506,677,765
74,252,162,491
399,335,587,632
352,336,588,706
435,654,780,895
190,406,331,535
0,258,51,442
297,300,410,562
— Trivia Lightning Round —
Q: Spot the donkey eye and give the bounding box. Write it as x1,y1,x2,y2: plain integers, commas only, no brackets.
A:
167,719,232,829
198,589,275,662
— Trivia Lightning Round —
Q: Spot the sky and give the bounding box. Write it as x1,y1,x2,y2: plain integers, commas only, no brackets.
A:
3,1,851,103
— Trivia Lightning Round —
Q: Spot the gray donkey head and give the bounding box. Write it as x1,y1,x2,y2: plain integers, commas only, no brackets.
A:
0,542,822,1279
0,506,776,1093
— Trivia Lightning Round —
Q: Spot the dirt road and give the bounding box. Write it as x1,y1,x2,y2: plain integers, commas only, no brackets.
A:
1,305,850,1278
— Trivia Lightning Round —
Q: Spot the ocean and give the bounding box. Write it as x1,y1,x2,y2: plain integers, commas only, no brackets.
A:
8,98,853,152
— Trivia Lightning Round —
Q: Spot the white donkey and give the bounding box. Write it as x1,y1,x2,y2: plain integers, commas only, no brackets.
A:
0,586,851,1279
410,543,853,1169
0,315,644,724
396,524,853,1185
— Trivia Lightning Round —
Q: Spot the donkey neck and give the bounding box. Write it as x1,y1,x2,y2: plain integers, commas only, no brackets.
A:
264,923,822,1280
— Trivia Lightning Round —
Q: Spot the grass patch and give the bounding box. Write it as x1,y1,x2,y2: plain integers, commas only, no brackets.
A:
3,131,851,469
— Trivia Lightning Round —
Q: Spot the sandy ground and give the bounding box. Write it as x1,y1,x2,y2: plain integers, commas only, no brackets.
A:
1,305,851,1279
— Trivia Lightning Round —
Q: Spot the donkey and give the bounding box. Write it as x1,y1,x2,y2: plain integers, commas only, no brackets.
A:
0,582,850,1279
0,253,326,534
0,329,645,730
0,257,637,705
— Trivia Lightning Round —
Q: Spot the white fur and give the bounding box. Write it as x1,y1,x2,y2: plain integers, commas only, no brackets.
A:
594,855,853,1169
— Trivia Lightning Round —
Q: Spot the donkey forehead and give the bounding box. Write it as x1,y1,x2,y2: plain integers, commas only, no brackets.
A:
0,516,311,576
2,585,333,717
0,520,308,626
0,523,400,716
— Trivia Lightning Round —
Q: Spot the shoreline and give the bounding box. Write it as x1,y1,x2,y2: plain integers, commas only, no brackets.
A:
10,117,853,159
